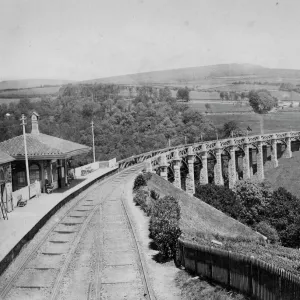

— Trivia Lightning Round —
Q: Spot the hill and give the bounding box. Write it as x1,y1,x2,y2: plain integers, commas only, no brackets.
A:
0,79,74,90
83,63,300,86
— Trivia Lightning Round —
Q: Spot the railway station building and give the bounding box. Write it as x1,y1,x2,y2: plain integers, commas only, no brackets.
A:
0,112,91,200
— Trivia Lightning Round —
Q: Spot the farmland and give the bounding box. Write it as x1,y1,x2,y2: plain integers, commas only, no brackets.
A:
208,111,300,134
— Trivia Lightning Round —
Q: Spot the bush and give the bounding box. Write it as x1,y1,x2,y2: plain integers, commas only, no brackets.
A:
143,172,152,181
149,195,181,259
133,190,151,215
133,174,147,190
255,221,280,244
266,187,300,248
194,184,241,219
150,189,160,200
233,179,271,226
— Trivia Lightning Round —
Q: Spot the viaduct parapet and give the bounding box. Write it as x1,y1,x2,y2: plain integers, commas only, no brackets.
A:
119,131,300,194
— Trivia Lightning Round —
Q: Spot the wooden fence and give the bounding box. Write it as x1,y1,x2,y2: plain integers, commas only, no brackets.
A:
177,238,300,299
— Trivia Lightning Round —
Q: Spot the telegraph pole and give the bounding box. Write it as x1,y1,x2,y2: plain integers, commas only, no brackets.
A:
185,136,187,145
20,114,30,199
168,138,171,147
91,120,96,163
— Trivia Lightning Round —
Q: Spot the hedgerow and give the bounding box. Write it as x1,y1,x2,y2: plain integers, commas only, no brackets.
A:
132,174,182,259
149,195,181,259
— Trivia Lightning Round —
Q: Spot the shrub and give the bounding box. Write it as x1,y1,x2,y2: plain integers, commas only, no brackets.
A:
266,187,300,248
149,195,181,259
150,189,160,200
255,221,280,244
133,190,151,215
133,174,147,190
143,172,152,181
233,179,271,226
194,184,241,219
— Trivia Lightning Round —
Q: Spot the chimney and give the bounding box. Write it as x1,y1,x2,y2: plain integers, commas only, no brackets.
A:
31,111,40,134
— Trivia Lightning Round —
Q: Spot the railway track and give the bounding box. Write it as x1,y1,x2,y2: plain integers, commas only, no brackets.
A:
0,165,155,300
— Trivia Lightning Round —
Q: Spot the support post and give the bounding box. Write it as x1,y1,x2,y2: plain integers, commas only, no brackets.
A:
256,137,265,180
199,144,208,185
243,138,251,180
283,133,292,158
146,159,153,173
214,141,224,185
173,150,181,189
159,154,168,181
228,140,237,189
186,146,195,195
271,135,278,168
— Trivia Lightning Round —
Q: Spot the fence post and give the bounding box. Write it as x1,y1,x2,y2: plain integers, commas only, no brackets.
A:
209,247,213,282
227,251,231,288
248,256,253,297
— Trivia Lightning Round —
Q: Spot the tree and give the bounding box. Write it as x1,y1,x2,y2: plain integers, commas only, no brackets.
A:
248,89,278,114
194,184,242,219
265,187,300,247
219,91,225,101
233,179,271,226
205,103,211,112
176,87,190,102
222,120,241,138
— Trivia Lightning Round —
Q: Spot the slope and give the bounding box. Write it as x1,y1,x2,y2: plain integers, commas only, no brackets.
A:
147,173,261,241
0,79,74,90
264,150,300,197
83,63,300,85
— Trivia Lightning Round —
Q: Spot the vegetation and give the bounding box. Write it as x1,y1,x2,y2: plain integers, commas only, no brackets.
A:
149,195,182,259
175,270,247,300
132,174,181,259
176,87,190,102
194,179,300,250
248,89,278,114
133,174,147,190
0,84,217,166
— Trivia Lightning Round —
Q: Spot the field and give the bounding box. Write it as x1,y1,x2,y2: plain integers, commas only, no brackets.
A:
208,111,300,134
0,86,60,97
190,101,252,113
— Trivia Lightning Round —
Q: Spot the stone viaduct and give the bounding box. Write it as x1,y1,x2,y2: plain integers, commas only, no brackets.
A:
119,131,300,194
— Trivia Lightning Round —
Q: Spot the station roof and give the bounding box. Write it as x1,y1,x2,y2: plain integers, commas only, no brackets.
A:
0,150,15,165
0,133,91,160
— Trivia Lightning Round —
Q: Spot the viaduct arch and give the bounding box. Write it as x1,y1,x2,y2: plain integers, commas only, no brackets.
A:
118,131,300,194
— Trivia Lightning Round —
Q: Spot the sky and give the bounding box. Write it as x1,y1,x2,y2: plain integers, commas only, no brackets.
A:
1,0,300,81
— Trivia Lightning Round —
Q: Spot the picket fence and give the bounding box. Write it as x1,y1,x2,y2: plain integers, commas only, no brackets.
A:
177,238,300,300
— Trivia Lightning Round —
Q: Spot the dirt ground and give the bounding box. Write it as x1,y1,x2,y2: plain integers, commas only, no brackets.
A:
123,177,182,300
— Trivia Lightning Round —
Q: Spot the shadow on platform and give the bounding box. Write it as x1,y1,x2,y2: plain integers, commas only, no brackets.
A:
53,179,86,194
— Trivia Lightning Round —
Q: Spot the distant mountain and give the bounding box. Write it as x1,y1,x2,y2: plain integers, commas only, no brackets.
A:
82,64,300,85
0,79,75,90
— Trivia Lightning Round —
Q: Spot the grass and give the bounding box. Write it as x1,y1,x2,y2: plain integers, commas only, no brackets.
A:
190,102,252,113
208,111,300,134
147,173,260,241
264,150,300,198
175,270,248,300
0,86,60,97
147,173,300,277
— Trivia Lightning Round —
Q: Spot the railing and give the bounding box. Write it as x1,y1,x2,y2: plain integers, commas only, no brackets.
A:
177,238,300,300
117,130,300,170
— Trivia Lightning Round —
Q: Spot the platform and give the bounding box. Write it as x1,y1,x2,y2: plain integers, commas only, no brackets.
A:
0,166,118,275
